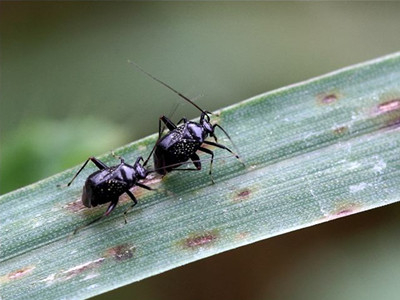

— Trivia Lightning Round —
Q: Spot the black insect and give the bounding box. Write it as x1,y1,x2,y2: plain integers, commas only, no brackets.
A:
129,61,243,183
66,154,152,233
66,152,221,232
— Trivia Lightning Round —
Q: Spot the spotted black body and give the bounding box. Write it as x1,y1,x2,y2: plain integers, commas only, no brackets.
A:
67,155,152,233
153,113,240,183
128,60,242,182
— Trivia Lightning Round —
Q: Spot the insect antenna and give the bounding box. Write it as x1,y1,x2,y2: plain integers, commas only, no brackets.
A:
128,60,206,114
128,60,242,164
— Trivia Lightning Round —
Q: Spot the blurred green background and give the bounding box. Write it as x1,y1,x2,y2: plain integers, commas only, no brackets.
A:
1,2,400,300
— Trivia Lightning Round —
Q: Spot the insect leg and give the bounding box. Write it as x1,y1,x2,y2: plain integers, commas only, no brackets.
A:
203,140,241,160
144,117,177,166
143,119,166,166
123,190,138,224
160,115,177,131
67,157,108,187
138,180,176,201
136,182,154,191
136,156,144,165
177,117,188,125
73,200,117,235
197,147,215,184
188,153,201,170
170,155,202,171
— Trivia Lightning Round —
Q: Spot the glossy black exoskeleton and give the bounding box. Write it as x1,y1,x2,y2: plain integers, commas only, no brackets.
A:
153,113,240,183
67,154,153,233
129,61,242,183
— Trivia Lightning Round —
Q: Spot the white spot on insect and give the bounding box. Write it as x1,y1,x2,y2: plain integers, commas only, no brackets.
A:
349,182,369,193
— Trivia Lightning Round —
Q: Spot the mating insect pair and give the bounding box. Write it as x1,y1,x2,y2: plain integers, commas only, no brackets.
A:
67,62,243,232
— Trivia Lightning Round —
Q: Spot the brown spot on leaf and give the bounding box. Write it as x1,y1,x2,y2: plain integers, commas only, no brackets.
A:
139,173,162,187
317,92,339,105
64,198,86,213
373,98,400,129
104,244,135,261
370,95,400,129
1,266,35,283
234,188,251,202
331,203,361,219
333,126,348,135
376,99,400,114
183,231,218,250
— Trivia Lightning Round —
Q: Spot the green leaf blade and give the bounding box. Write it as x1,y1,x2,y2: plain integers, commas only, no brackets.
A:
1,52,400,300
